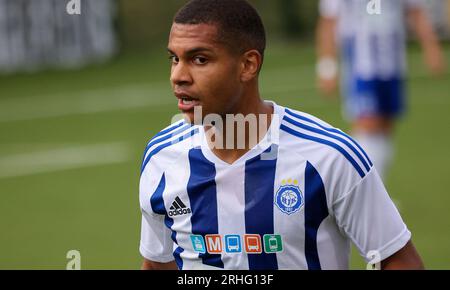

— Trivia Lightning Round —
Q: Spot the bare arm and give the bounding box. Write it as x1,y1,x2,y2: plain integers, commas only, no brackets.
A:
381,240,425,270
317,16,338,62
316,16,339,96
141,259,178,270
408,7,446,76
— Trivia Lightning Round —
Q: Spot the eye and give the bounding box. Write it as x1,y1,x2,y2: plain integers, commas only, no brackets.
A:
193,56,208,65
169,55,179,64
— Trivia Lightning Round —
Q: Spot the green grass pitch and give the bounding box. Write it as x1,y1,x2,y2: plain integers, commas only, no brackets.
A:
0,42,449,269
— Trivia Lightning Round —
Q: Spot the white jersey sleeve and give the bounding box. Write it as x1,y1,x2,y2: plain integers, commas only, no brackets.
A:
332,168,411,263
139,148,174,262
140,210,174,263
319,0,340,18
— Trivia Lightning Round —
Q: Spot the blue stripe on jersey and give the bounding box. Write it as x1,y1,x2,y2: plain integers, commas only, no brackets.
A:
148,121,185,146
173,247,184,269
244,145,279,270
150,174,167,215
304,162,328,270
285,108,373,167
283,115,371,172
163,214,184,269
142,123,192,162
157,120,186,137
280,125,366,178
150,174,184,269
141,121,185,162
141,128,199,174
187,148,224,269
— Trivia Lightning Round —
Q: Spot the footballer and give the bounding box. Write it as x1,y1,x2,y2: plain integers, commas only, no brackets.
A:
316,0,446,179
139,0,424,270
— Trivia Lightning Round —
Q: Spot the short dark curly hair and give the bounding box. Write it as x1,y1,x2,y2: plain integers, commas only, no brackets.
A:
173,0,266,58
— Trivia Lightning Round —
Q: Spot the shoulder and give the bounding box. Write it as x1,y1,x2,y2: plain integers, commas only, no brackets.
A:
139,119,201,214
140,119,200,176
279,106,373,182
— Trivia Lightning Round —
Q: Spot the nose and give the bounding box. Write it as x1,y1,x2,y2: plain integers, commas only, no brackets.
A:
170,62,193,87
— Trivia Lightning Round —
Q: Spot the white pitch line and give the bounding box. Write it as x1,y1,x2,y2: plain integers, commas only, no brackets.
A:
0,83,175,123
0,66,317,123
0,142,132,179
0,83,320,123
0,65,447,123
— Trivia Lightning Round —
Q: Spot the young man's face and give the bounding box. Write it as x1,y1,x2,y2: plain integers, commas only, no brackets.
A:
168,23,243,123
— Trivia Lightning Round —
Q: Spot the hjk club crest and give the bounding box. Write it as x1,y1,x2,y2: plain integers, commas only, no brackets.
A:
275,179,303,215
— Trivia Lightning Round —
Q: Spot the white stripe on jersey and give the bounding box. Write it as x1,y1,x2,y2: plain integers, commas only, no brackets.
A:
273,145,308,269
215,159,250,270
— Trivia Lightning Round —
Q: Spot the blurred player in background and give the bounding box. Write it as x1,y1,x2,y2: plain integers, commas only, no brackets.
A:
316,0,446,179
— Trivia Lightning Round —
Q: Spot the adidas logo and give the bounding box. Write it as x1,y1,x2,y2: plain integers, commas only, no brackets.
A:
168,196,192,217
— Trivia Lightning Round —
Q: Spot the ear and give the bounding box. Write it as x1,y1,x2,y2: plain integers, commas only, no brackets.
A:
240,50,262,82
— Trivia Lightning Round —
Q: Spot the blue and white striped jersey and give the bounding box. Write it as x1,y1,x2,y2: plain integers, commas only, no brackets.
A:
139,102,410,270
320,0,425,80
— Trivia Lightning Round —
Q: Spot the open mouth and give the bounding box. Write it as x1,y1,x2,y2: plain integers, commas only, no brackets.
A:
175,92,200,112
180,96,196,105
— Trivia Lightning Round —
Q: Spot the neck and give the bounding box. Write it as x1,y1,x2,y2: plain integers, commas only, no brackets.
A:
204,89,274,165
